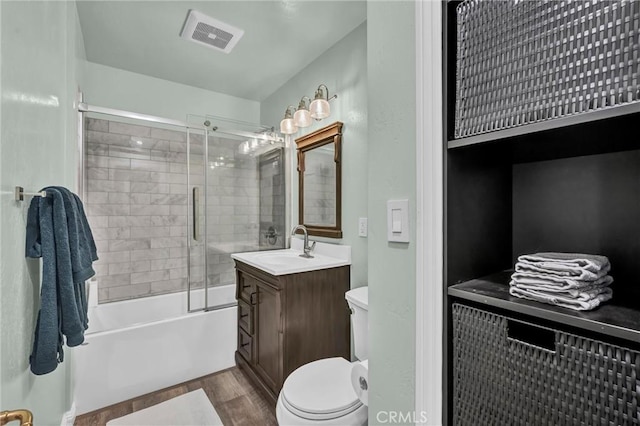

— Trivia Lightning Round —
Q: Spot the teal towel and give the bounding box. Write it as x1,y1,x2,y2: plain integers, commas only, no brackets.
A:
25,187,98,375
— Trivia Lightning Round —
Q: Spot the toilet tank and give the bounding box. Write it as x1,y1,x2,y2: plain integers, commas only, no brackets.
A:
345,286,368,360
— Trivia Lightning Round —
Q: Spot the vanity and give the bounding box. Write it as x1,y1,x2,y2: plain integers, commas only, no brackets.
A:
231,240,351,404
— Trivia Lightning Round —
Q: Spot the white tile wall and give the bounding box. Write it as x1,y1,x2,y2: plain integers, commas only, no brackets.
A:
85,118,285,303
85,118,190,303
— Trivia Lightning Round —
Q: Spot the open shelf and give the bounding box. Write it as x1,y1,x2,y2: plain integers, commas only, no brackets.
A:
448,102,640,150
443,0,640,422
448,271,640,344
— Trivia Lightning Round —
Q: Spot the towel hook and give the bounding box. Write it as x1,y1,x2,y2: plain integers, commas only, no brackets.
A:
15,186,47,202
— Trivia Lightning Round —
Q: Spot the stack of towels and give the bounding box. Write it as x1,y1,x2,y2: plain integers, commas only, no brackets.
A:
509,252,613,311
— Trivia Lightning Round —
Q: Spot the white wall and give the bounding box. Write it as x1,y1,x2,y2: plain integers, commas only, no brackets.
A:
367,1,417,424
261,23,368,288
1,1,84,423
415,1,444,424
82,61,260,124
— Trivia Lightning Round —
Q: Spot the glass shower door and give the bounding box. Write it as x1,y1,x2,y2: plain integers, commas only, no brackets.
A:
186,116,286,312
186,127,208,312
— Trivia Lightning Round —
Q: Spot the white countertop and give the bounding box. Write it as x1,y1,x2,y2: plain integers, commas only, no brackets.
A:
231,239,351,276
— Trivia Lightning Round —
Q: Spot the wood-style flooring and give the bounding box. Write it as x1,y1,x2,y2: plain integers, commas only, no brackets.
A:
74,367,277,426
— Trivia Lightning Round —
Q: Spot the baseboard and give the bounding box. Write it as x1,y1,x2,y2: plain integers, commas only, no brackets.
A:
60,402,76,426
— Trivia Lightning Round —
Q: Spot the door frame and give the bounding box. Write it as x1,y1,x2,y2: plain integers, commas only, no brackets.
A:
415,1,444,424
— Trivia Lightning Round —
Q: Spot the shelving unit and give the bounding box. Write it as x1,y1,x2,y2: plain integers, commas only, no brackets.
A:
448,271,640,344
448,102,640,149
443,0,640,423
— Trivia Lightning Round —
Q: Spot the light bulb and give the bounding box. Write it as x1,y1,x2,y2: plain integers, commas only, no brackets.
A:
280,117,298,134
310,85,331,119
294,97,313,128
280,106,298,134
294,108,312,128
239,141,250,154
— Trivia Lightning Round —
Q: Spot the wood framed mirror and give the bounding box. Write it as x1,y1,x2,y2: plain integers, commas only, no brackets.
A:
295,121,343,238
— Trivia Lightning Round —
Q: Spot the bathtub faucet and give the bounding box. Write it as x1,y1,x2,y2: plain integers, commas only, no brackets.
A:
291,225,315,258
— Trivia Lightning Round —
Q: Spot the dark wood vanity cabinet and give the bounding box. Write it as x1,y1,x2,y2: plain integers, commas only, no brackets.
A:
234,260,350,404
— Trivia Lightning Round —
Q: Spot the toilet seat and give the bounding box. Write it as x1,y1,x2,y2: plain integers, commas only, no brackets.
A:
280,357,363,421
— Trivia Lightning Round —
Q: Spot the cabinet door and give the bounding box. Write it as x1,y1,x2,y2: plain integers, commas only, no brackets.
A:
253,280,282,393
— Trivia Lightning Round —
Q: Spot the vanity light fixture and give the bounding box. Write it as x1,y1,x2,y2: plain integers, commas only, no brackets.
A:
309,84,336,120
280,106,298,135
293,96,313,128
279,84,338,135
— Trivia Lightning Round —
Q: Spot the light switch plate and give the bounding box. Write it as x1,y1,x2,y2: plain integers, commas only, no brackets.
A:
358,217,368,237
387,199,409,243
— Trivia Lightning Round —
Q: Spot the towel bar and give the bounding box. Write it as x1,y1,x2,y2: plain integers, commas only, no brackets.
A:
15,186,47,202
0,409,33,426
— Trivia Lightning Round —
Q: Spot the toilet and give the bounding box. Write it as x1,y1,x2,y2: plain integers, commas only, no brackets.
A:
276,286,369,426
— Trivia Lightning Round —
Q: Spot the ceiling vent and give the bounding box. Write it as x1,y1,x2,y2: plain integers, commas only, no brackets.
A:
180,10,244,54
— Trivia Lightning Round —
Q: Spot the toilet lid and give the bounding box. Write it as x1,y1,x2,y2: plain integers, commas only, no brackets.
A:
281,357,363,420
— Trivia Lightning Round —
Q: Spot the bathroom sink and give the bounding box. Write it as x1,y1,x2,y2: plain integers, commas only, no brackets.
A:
252,251,316,267
231,241,351,276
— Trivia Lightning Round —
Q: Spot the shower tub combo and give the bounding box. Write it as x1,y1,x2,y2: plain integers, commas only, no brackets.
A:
73,105,287,415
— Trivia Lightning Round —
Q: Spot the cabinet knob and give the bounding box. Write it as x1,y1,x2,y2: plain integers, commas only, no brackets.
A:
250,292,257,305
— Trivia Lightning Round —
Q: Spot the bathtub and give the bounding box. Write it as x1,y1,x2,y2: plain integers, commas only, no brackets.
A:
73,285,237,415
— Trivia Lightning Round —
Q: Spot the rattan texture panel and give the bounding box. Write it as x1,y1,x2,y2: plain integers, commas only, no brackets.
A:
452,304,640,425
454,0,640,139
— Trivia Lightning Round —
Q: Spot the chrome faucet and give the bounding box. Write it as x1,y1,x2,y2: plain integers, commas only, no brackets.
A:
291,225,316,258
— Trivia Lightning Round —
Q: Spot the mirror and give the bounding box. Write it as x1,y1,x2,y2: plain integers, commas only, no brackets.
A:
296,122,343,238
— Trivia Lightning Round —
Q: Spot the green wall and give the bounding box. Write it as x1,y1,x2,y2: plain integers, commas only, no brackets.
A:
367,1,417,423
1,1,84,423
261,23,368,288
262,7,418,421
82,61,260,124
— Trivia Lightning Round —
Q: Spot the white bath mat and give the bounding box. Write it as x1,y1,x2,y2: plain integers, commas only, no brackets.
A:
107,388,223,426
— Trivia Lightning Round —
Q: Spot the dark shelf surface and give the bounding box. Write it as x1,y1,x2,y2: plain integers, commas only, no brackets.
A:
448,271,640,344
448,102,640,149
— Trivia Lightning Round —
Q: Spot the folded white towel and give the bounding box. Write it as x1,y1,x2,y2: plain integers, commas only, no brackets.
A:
510,280,612,298
509,285,613,311
515,261,610,281
510,271,614,290
516,252,610,281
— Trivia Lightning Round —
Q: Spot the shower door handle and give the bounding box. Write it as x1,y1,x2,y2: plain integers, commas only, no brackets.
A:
192,187,199,242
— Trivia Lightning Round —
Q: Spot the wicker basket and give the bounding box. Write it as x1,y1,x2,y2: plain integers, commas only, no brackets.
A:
454,0,640,139
452,303,640,425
